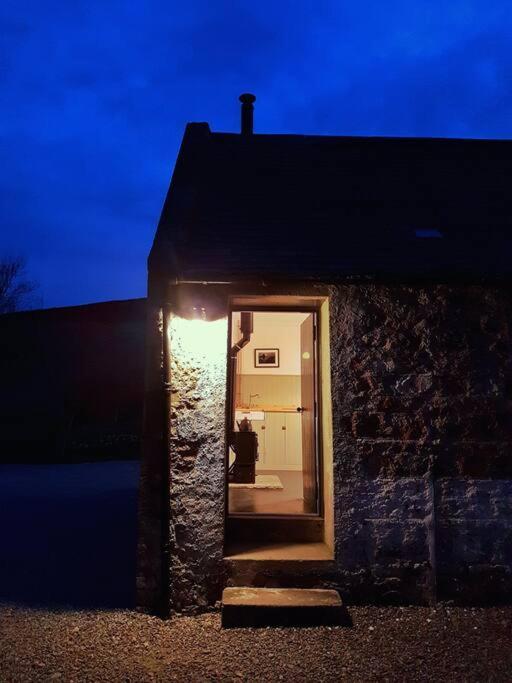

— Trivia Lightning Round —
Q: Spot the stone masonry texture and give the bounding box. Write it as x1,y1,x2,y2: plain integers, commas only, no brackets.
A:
139,283,512,612
329,284,512,604
166,313,228,613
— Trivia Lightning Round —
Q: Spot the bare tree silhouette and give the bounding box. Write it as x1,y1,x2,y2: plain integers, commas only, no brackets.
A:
0,258,39,313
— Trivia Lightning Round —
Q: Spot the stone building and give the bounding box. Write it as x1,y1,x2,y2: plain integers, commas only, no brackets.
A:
137,95,512,616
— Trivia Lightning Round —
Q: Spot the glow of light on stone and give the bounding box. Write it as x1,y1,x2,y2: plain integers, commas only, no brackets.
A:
169,316,227,366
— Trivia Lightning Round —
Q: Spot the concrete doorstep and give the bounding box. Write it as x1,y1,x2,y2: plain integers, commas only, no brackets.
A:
221,587,351,628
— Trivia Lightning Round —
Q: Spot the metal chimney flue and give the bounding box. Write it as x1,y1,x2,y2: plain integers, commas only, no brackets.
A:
239,93,256,136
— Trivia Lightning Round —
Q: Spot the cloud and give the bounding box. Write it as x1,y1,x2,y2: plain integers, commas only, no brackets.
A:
294,27,512,137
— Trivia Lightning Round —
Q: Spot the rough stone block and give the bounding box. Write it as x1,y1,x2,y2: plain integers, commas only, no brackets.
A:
222,587,348,627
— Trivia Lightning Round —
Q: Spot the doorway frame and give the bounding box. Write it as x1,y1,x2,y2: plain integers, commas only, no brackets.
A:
226,299,325,521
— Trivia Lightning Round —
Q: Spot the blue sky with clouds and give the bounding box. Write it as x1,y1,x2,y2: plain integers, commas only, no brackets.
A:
1,1,512,307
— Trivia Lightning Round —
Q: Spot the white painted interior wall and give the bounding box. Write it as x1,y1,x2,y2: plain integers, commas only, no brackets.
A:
232,312,309,375
231,311,309,472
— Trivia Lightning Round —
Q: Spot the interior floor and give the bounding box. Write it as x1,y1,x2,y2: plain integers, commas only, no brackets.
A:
228,470,316,515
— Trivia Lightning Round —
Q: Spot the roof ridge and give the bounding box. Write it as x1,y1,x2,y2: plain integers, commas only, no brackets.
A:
206,131,512,144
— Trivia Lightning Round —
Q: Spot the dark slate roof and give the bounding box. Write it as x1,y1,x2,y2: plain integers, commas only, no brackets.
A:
150,123,512,282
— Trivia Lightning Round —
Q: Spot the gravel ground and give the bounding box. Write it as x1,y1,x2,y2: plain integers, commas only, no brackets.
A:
1,604,511,682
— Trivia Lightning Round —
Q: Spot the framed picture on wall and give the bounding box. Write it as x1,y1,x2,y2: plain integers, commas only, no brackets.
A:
254,348,280,368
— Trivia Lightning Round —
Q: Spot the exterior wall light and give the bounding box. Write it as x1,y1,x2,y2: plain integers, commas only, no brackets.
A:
192,306,207,321
168,315,227,365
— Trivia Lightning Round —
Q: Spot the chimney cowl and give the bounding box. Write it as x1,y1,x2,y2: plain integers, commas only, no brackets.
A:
239,93,256,136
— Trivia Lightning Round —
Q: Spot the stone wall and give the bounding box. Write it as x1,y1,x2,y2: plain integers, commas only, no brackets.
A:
329,284,512,603
435,479,512,602
138,282,512,613
166,313,228,613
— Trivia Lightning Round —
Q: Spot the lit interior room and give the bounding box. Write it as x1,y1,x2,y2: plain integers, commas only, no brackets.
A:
228,310,318,516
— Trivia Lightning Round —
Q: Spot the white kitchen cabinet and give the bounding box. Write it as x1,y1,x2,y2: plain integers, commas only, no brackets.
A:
252,420,266,464
284,412,302,470
255,411,302,472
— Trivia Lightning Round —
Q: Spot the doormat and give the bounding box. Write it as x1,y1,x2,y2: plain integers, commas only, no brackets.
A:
229,475,284,490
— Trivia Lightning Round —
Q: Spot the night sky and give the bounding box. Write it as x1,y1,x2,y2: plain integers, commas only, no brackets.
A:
2,1,512,309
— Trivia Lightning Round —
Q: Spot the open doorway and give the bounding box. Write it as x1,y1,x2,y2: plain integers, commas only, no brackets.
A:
228,310,320,517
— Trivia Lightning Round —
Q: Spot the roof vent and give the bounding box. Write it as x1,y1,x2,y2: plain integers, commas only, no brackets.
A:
239,93,256,136
415,229,443,238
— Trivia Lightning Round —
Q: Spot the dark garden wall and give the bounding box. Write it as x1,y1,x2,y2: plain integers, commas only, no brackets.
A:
0,299,146,463
136,303,165,615
329,284,512,604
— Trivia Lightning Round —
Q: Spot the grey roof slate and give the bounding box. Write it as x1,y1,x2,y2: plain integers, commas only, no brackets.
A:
150,123,512,282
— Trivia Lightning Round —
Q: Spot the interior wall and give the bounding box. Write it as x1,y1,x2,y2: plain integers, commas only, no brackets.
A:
232,311,307,407
239,375,300,407
232,311,308,473
232,312,308,376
